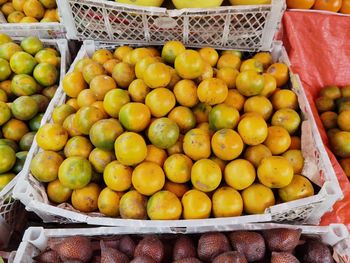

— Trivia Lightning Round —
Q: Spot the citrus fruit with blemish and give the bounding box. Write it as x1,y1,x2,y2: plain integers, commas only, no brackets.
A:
175,50,204,79
76,89,98,108
103,59,119,75
161,40,186,64
11,74,37,96
148,117,179,149
128,79,150,103
82,61,105,84
36,123,68,151
89,119,123,151
181,189,212,219
103,160,132,192
74,57,94,72
267,63,289,87
0,42,22,61
64,136,93,159
183,128,211,160
63,114,82,137
98,187,121,217
212,186,243,217
52,104,76,124
168,106,196,133
119,190,147,219
119,102,151,132
58,156,92,189
242,183,275,214
66,98,79,111
33,63,58,87
244,144,272,168
0,58,11,81
135,56,161,80
236,70,264,97
196,62,214,82
209,103,240,130
240,58,264,73
196,122,214,137
238,115,268,146
47,179,72,203
103,88,130,118
71,183,101,212
278,174,314,202
74,106,105,135
271,108,301,134
2,119,29,141
89,75,116,100
114,132,147,166
111,62,135,89
191,159,222,192
89,148,115,173
193,102,212,123
197,77,228,105
92,49,114,64
282,149,304,175
211,129,244,161
147,190,182,220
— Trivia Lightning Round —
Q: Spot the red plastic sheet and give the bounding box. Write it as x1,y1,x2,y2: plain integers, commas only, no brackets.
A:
282,10,350,229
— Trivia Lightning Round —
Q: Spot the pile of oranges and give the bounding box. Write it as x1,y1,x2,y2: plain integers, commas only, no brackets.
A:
30,41,315,220
0,0,60,23
287,0,350,14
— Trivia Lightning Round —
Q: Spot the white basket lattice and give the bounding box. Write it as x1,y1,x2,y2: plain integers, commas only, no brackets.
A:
12,40,343,229
58,0,285,51
11,223,350,263
0,38,70,249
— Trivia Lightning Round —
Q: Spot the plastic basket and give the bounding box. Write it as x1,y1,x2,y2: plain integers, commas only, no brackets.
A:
0,11,66,39
11,223,350,263
57,0,285,51
0,38,70,249
13,40,343,229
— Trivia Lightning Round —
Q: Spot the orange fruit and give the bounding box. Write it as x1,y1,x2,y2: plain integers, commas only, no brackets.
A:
74,106,105,135
242,183,275,214
91,101,108,118
236,70,265,97
132,161,165,196
90,75,116,100
92,49,114,64
0,80,12,97
147,47,160,57
182,189,212,219
145,88,176,117
11,74,37,96
338,110,350,131
271,108,301,134
258,156,294,188
224,89,245,111
148,117,180,149
98,187,121,217
240,59,264,73
35,49,59,67
71,183,101,212
261,73,277,97
209,103,240,130
145,145,168,167
211,129,244,161
164,153,193,183
340,0,350,13
128,79,150,103
197,78,228,105
267,63,289,87
212,186,243,217
224,159,256,190
340,158,350,177
282,149,304,174
0,145,16,174
271,89,298,110
167,67,182,89
130,48,153,65
76,89,97,108
161,40,186,64
238,115,268,146
264,126,291,155
244,144,272,168
114,132,147,166
147,190,182,220
114,46,133,61
191,159,222,192
167,134,184,156
42,85,58,99
313,0,342,11
103,59,119,75
2,2,15,16
193,103,212,123
52,104,76,125
222,50,242,58
119,190,147,219
33,63,58,86
36,123,68,151
59,156,92,189
210,156,227,173
64,136,93,159
278,174,314,202
196,122,214,137
104,160,132,191
89,148,115,173
0,89,7,102
0,102,11,126
74,57,94,72
2,119,29,141
0,42,22,60
217,53,241,70
31,150,63,183
216,67,239,89
144,62,171,89
253,52,273,69
320,111,338,130
118,102,151,132
135,56,161,80
244,95,273,121
47,179,72,204
0,34,11,45
168,106,196,133
287,0,315,8
289,136,301,150
112,62,135,89
199,47,219,67
175,50,204,79
183,128,211,160
163,181,189,198
122,52,133,64
23,0,44,19
173,80,199,107
103,88,130,118
9,51,36,75
82,61,106,84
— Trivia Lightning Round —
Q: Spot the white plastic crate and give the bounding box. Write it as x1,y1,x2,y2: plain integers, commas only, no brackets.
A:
0,38,70,249
57,0,285,51
11,223,350,263
0,11,66,39
13,40,343,229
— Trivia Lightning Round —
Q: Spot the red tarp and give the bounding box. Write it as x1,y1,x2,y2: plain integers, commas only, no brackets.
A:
282,10,350,229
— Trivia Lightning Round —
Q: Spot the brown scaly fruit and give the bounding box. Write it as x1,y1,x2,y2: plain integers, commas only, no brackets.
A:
213,251,248,263
262,228,302,252
271,252,300,263
173,236,197,261
33,250,62,263
100,240,129,263
197,232,231,262
229,231,265,262
119,235,136,258
130,256,157,263
296,240,334,263
173,257,202,263
134,235,165,263
51,236,92,262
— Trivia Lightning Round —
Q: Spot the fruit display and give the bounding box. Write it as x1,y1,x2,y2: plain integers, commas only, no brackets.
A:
30,228,337,263
26,40,318,222
287,0,350,14
0,0,60,23
316,85,350,181
0,33,61,192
